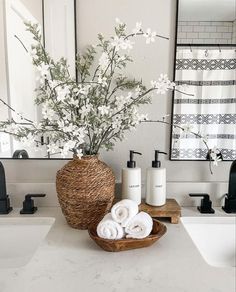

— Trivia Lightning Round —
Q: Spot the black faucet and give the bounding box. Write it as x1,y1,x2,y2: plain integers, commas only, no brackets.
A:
222,160,236,213
0,162,13,214
189,193,215,213
20,194,46,214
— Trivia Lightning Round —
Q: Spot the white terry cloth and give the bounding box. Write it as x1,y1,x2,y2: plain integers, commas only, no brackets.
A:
111,199,139,227
125,212,153,239
97,213,125,240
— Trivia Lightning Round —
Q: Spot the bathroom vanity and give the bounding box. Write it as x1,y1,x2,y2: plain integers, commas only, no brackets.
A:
0,0,235,291
0,207,235,292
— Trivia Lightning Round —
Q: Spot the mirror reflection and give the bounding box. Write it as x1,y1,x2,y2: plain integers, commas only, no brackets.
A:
170,0,236,161
0,0,76,159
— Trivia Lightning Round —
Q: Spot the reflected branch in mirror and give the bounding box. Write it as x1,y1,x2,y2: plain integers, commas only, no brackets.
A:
142,119,214,175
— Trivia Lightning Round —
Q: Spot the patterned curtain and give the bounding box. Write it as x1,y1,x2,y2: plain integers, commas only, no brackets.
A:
171,49,236,160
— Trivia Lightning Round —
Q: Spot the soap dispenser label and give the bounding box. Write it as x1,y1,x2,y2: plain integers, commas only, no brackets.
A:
128,184,140,188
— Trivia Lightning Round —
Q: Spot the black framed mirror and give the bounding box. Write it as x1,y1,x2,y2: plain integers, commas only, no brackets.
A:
170,0,236,161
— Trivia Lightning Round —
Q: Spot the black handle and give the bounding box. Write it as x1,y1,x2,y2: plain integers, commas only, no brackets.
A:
189,193,209,199
189,193,215,214
133,151,142,155
25,194,46,200
20,194,46,214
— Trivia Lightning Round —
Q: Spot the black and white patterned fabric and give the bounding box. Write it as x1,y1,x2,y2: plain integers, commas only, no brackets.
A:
171,49,236,161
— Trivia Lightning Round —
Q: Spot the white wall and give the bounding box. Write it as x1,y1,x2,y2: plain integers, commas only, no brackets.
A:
0,0,8,113
2,0,232,185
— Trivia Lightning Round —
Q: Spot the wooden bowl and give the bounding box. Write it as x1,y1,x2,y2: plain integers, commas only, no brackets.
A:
88,219,167,252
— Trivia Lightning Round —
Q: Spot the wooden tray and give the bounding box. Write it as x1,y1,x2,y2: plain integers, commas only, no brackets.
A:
88,219,167,252
139,199,181,224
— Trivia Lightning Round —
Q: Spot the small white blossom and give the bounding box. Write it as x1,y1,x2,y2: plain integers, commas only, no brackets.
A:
150,80,158,88
68,98,79,106
112,117,122,129
115,92,132,109
94,128,103,135
111,36,134,51
79,104,92,118
132,22,142,34
99,52,110,71
66,140,77,149
130,108,147,126
75,85,91,96
61,140,77,157
37,63,50,78
20,133,35,147
64,123,75,133
42,103,55,120
73,127,87,144
212,155,222,166
135,85,142,97
56,86,70,102
144,28,156,44
98,105,110,116
210,147,222,166
29,48,38,61
151,74,175,94
5,123,20,134
57,120,65,129
139,113,148,121
77,148,83,159
97,76,108,87
47,143,59,154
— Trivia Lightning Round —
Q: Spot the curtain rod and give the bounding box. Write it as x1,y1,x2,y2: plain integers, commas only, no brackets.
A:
177,43,236,47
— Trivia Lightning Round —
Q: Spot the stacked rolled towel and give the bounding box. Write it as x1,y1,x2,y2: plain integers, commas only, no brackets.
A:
96,213,125,240
125,211,153,239
96,199,153,240
111,199,139,227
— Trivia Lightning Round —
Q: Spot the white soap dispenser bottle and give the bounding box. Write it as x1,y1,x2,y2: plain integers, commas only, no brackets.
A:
122,150,142,205
146,150,167,206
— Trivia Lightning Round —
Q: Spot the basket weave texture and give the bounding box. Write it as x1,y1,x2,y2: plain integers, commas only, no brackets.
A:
56,155,115,229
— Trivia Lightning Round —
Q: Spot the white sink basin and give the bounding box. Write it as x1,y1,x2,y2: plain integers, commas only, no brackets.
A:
181,217,236,268
0,217,55,269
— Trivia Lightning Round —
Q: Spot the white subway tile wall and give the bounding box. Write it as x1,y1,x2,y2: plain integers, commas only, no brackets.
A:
232,20,236,43
177,21,236,44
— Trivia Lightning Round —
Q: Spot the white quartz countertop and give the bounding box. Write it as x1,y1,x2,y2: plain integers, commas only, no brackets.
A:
0,207,235,292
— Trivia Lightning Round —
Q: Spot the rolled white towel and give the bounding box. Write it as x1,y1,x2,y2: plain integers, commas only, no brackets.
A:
97,213,125,240
111,199,139,227
125,212,153,239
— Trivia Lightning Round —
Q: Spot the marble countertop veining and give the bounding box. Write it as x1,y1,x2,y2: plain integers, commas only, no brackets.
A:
0,207,235,292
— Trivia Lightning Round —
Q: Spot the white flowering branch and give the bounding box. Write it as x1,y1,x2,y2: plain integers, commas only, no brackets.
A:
0,20,222,168
141,119,216,174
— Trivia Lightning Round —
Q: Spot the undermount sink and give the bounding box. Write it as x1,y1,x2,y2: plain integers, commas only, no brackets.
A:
0,217,55,269
181,217,236,268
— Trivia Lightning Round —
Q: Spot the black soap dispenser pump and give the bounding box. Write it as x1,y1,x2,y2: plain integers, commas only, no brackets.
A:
127,150,142,168
146,150,167,206
122,150,142,205
152,150,167,168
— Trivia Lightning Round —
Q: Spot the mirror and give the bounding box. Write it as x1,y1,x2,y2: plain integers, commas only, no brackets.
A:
170,0,236,161
0,0,76,159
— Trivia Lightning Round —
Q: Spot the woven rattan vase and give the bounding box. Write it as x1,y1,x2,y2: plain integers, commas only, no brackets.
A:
56,155,115,229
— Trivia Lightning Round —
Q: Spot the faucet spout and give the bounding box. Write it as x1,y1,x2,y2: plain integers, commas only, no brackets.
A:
228,160,236,199
0,162,7,199
0,162,13,214
222,160,236,213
